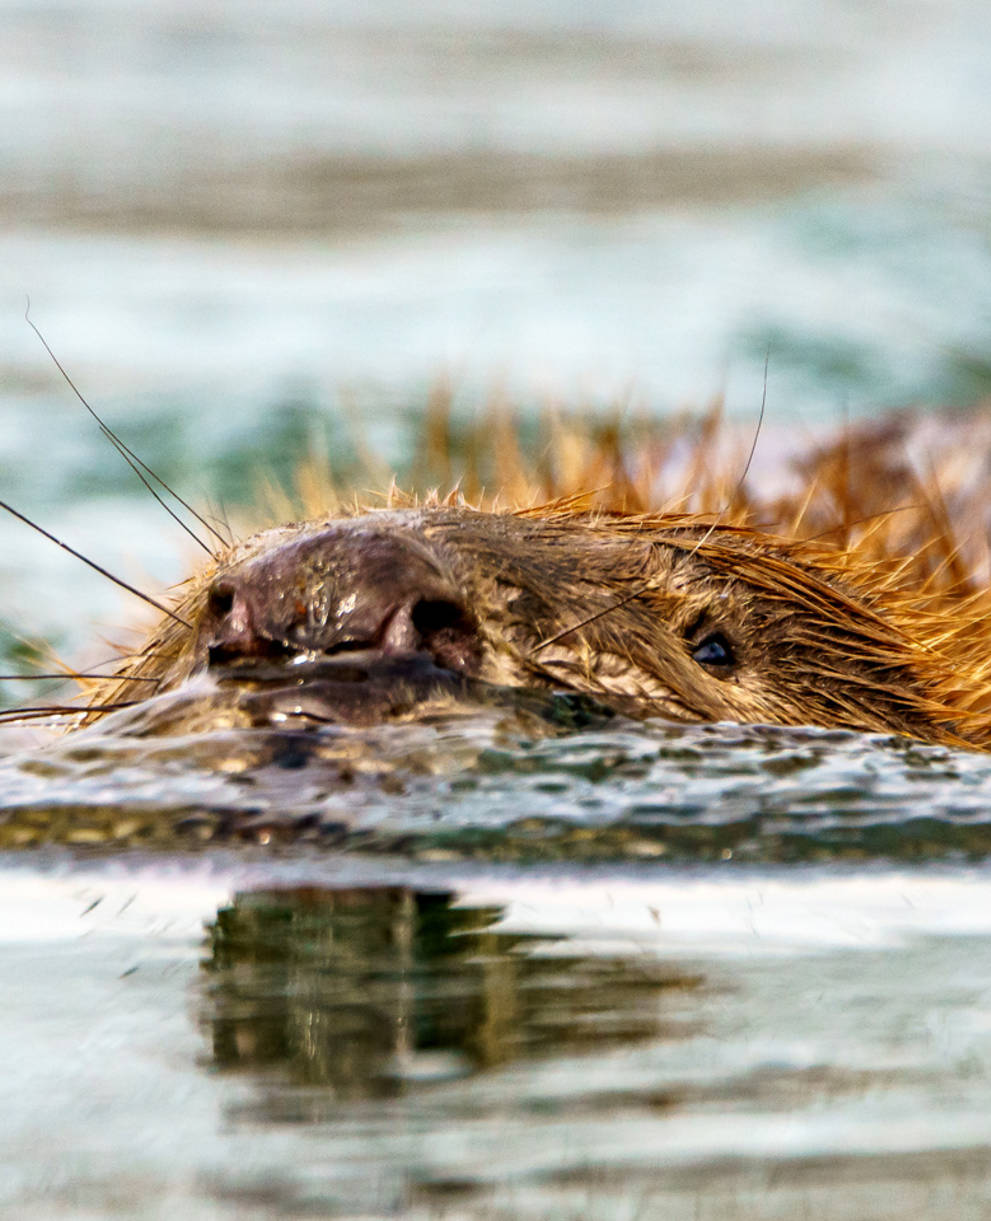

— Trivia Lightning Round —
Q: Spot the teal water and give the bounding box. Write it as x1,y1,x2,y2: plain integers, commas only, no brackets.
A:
0,0,988,660
2,0,991,658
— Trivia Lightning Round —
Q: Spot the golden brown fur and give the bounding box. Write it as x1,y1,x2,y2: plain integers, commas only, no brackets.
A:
77,401,991,749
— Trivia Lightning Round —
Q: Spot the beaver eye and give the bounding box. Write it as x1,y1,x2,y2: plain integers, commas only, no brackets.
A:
691,632,735,669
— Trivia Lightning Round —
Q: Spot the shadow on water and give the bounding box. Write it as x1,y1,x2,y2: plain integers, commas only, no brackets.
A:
200,884,701,1118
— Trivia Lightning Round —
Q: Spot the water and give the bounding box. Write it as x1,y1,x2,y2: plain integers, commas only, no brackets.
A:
3,0,991,1213
3,0,991,649
2,715,991,861
5,712,991,1216
6,855,991,1219
0,0,987,651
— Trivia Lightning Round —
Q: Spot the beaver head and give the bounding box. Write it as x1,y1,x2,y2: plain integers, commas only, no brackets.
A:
91,506,977,746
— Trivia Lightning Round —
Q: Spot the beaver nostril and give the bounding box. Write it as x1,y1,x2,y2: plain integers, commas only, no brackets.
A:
411,598,467,639
208,583,236,619
407,598,479,673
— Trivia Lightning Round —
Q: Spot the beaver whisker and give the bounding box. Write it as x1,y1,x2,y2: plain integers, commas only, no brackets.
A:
25,300,223,556
532,576,658,653
0,701,141,724
799,502,927,546
0,498,190,630
0,672,160,682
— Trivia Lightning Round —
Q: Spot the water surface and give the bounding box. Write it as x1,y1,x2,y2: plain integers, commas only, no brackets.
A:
5,853,991,1219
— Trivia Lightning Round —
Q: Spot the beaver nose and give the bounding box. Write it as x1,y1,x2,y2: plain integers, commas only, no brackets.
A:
201,527,480,675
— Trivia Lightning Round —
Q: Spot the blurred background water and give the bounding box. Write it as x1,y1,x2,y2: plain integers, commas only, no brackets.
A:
1,0,990,658
4,4,991,1216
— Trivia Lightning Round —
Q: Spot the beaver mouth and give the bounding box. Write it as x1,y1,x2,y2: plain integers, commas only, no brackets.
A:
210,648,478,727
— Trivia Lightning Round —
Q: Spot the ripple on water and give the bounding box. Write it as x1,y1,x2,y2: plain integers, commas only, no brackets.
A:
2,714,991,860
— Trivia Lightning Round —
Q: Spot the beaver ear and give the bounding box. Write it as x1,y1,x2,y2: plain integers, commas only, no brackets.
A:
690,632,736,671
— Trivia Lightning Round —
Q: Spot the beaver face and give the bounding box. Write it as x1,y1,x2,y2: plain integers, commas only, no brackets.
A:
108,506,960,743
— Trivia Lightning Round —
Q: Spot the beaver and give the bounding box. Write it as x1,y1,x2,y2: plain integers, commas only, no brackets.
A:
6,395,989,750
78,494,991,750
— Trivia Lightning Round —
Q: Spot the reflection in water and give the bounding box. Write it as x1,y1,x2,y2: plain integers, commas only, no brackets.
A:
201,885,701,1110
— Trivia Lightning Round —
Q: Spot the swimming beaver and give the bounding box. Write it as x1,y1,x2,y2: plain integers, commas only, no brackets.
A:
81,497,991,749
3,391,985,750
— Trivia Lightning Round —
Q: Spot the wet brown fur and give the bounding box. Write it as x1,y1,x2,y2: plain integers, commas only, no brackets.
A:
76,399,991,749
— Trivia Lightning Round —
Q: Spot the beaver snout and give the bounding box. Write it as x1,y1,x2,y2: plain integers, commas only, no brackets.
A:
199,526,480,676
